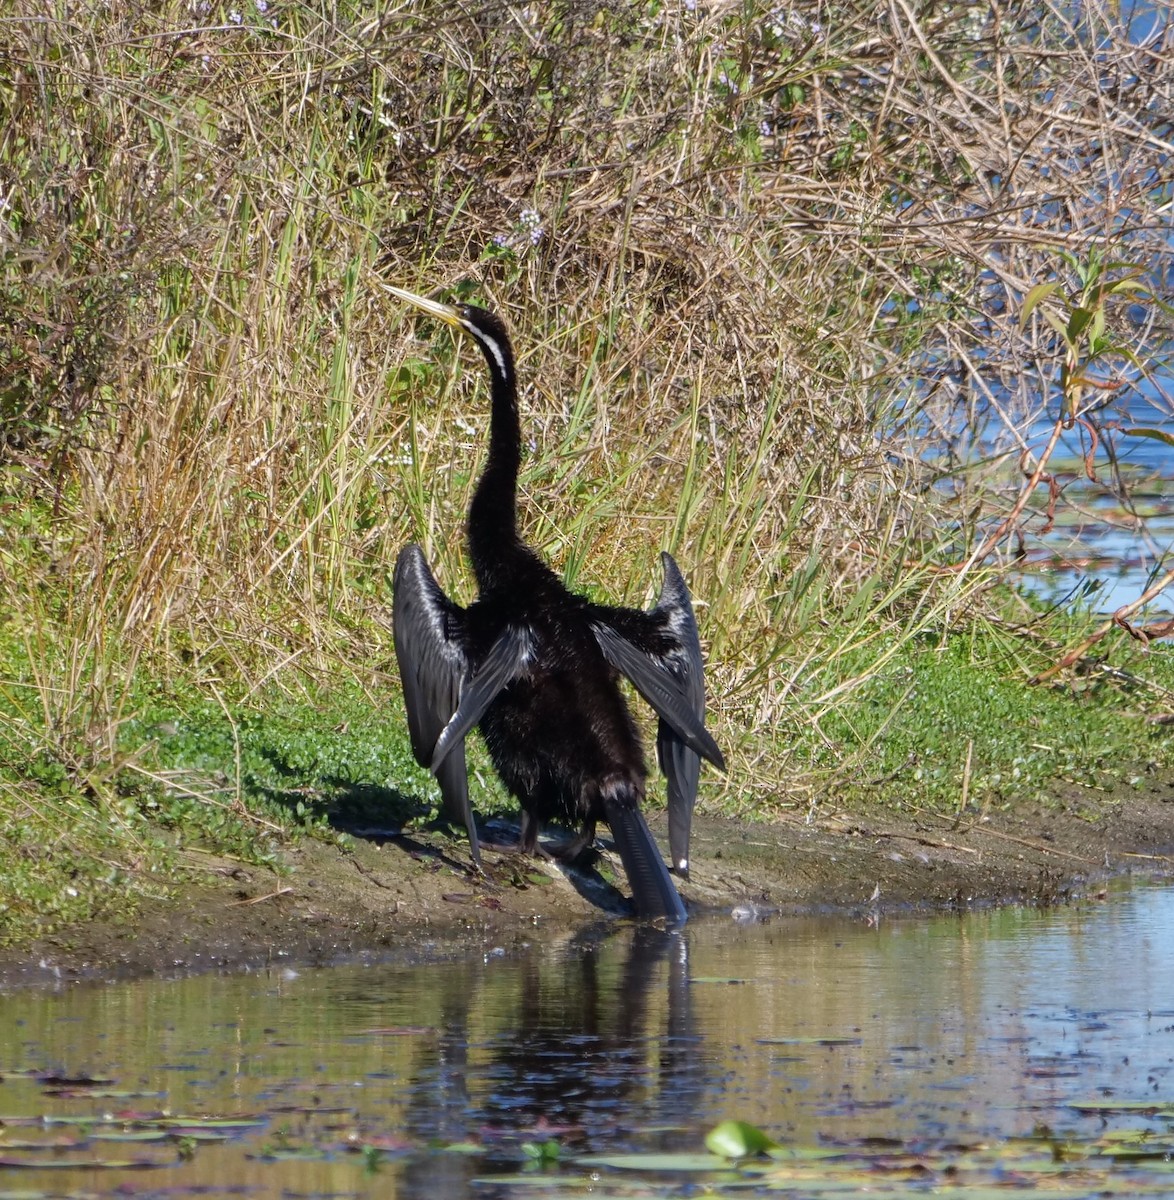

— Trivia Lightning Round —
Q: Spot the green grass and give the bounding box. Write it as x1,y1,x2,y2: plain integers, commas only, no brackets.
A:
1,0,1171,943
809,629,1174,810
4,596,1172,941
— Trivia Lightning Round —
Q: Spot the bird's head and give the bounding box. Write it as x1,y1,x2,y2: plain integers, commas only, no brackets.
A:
386,284,513,386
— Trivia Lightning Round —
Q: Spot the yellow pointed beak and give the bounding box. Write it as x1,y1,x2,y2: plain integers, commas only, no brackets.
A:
384,284,463,328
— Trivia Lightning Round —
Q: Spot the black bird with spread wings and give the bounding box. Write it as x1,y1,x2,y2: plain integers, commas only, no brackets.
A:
388,286,724,924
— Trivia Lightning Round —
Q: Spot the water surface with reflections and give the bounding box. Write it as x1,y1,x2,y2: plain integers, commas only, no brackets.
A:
3,883,1173,1196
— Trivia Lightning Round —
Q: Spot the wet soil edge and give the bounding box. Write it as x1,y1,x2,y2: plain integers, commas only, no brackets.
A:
3,776,1172,989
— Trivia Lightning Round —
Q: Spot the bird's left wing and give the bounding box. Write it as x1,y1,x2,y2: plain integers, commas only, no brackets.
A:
590,553,725,877
392,544,480,865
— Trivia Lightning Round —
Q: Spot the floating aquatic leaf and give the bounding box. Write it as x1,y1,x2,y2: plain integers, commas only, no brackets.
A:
0,1115,107,1128
758,1036,862,1046
157,1115,268,1129
269,1103,353,1115
578,1152,733,1172
706,1119,780,1158
42,1089,162,1100
1096,1129,1166,1146
764,1145,843,1162
36,1074,115,1088
1101,1146,1174,1161
355,1026,435,1036
0,1156,170,1170
1070,1100,1174,1116
90,1130,171,1143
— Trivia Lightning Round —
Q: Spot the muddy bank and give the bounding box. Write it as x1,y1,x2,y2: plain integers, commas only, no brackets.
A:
2,778,1172,989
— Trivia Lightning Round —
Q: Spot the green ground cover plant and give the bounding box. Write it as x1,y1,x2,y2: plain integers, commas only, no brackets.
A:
1,0,1171,940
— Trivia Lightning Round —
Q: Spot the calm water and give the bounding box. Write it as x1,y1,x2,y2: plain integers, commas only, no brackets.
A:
2,885,1174,1196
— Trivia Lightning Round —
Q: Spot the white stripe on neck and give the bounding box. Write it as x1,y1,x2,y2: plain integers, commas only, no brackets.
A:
469,327,510,383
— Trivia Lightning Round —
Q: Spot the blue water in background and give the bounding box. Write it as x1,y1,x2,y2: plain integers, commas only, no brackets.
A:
1021,369,1174,615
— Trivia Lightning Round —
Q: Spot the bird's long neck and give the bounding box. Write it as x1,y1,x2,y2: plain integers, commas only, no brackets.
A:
467,329,528,591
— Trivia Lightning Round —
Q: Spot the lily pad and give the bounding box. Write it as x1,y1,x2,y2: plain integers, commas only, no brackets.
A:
90,1130,171,1143
158,1115,268,1129
578,1152,734,1172
758,1036,862,1046
1070,1100,1174,1116
0,1156,170,1170
356,1026,435,1036
706,1120,780,1158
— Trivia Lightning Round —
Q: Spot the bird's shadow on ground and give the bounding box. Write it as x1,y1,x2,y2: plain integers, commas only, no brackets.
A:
323,781,635,917
322,780,480,876
478,817,637,918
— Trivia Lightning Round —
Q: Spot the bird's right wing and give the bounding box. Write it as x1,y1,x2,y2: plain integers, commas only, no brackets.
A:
392,544,480,865
589,553,724,878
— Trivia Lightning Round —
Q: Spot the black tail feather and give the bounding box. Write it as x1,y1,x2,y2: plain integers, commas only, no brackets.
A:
604,801,688,926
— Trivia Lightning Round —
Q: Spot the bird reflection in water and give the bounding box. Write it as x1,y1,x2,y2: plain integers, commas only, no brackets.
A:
393,926,700,1197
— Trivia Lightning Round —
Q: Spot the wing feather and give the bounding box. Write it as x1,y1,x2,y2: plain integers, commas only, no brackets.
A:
392,544,480,866
590,553,724,877
430,625,533,771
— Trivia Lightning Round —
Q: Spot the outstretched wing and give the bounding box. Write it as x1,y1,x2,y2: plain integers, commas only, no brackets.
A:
589,552,725,878
392,544,480,866
430,625,534,772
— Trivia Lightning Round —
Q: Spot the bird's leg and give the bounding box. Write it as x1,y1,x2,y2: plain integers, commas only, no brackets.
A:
478,809,599,864
485,811,596,863
555,820,598,864
528,819,598,865
519,810,541,856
